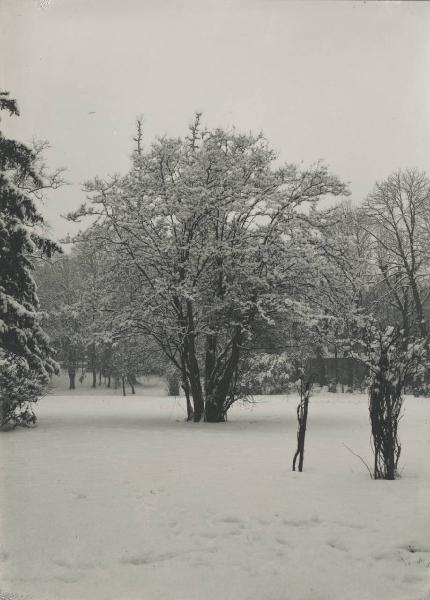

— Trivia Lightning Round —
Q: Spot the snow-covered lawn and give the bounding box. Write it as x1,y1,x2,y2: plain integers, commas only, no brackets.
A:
1,392,429,600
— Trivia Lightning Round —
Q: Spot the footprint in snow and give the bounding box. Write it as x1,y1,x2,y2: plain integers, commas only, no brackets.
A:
326,538,348,552
218,515,243,525
275,536,291,547
66,490,87,500
121,555,150,566
333,520,365,530
53,558,95,570
282,515,320,527
199,531,218,539
53,574,80,583
226,528,242,537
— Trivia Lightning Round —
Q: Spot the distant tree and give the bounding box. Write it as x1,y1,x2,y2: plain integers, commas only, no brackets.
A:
36,254,86,389
0,91,63,426
110,333,147,395
360,169,430,338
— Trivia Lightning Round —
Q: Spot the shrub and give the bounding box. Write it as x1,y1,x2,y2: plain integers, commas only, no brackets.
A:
0,354,45,429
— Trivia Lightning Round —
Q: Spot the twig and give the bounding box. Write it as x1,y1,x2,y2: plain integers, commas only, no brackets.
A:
342,443,374,479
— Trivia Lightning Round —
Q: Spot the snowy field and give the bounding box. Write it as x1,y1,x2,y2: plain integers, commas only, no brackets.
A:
1,389,429,600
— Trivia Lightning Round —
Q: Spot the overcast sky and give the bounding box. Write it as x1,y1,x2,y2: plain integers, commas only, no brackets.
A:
2,0,430,240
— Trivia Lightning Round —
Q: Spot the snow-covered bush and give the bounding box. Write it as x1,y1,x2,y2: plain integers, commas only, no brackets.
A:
0,354,45,429
238,353,295,396
351,323,427,479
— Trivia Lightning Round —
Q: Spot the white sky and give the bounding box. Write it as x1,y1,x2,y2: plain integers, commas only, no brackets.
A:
1,0,430,240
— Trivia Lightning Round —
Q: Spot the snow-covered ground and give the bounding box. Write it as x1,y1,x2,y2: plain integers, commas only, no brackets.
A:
1,390,429,600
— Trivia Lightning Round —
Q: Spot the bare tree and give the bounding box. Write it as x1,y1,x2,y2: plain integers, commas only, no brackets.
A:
361,169,430,338
292,376,312,473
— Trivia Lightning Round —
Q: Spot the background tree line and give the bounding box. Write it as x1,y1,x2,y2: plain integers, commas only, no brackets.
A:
2,95,430,478
38,117,430,416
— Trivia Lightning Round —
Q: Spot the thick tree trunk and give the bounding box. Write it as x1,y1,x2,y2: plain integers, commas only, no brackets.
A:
180,356,193,421
185,389,193,421
107,374,111,388
205,333,217,396
122,376,126,397
128,375,135,394
184,300,204,422
410,278,427,338
187,352,204,421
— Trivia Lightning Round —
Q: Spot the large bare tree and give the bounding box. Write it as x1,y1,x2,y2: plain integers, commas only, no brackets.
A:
361,169,430,338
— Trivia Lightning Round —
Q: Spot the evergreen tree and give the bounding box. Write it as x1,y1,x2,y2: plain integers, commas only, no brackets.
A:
0,91,61,427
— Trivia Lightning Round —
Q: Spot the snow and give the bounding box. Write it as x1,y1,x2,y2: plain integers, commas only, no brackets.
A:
1,388,429,600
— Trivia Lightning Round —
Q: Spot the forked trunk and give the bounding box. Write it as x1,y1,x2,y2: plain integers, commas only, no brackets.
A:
292,380,311,472
205,327,242,423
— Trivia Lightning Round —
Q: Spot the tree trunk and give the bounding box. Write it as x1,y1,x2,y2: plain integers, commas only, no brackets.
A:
128,375,135,394
167,370,180,396
369,371,401,480
68,369,76,390
409,278,427,338
292,381,311,472
90,341,97,388
346,358,354,392
184,300,204,421
205,327,242,422
315,351,327,387
205,333,217,396
334,346,339,392
180,355,193,421
107,374,111,388
122,376,126,397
